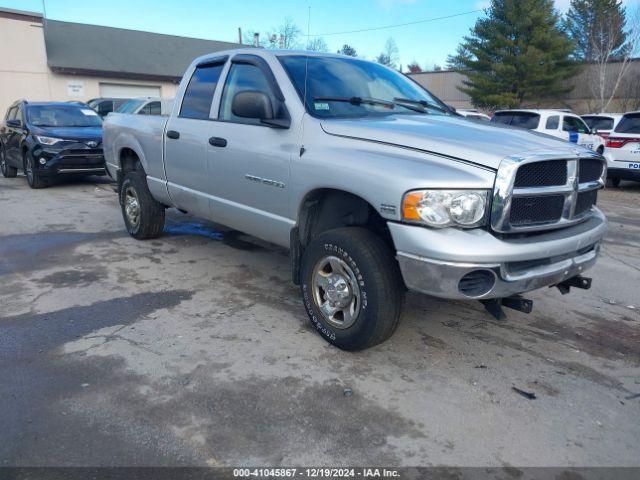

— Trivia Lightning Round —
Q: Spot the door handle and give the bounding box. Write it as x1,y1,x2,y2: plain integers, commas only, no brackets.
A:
209,137,227,147
166,130,180,139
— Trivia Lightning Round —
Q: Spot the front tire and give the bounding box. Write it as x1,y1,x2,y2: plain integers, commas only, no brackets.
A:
23,151,48,189
120,170,165,239
300,227,404,351
0,144,17,178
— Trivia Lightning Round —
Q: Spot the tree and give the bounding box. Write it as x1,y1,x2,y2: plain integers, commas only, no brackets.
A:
565,0,628,61
337,44,358,57
306,37,329,52
244,17,302,50
566,1,640,111
407,61,423,73
447,0,578,109
377,38,399,69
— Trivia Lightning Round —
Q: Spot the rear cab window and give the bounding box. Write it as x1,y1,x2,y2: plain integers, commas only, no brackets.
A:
492,112,540,129
615,113,640,134
179,62,225,120
582,116,614,131
545,115,559,130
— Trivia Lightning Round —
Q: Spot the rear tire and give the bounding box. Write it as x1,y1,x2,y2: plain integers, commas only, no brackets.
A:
120,170,165,239
23,150,48,189
300,227,404,351
0,144,17,178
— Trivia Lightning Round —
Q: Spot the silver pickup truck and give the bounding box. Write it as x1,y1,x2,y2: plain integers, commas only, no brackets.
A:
103,49,608,350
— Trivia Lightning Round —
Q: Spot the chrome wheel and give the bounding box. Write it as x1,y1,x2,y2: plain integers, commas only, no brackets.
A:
312,255,361,329
124,186,141,227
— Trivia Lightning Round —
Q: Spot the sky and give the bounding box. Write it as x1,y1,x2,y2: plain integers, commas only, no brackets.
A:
2,0,639,69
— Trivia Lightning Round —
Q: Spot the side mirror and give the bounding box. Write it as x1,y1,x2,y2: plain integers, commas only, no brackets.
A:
232,90,290,129
6,119,22,129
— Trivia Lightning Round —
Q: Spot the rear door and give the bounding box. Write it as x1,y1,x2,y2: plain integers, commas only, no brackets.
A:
163,58,226,218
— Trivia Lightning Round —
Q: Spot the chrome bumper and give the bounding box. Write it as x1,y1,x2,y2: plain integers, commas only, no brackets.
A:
389,209,607,300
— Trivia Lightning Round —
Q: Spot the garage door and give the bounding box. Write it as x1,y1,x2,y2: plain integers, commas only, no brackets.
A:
99,83,161,98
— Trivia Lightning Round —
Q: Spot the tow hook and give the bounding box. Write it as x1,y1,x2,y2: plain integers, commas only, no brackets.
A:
553,275,592,295
481,295,534,320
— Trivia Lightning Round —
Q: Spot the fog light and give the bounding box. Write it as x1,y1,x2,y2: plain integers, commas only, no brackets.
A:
458,270,496,297
39,158,47,165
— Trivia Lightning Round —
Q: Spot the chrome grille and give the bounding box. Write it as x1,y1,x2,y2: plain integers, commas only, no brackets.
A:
491,151,606,233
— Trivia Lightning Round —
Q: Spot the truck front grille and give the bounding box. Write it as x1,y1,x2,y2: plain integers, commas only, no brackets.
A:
510,195,565,226
492,153,605,233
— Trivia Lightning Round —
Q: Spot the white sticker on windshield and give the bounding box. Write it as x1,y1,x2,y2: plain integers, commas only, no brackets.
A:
81,109,98,116
314,102,330,111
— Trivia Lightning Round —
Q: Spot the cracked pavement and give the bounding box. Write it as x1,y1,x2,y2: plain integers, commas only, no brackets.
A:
0,175,639,468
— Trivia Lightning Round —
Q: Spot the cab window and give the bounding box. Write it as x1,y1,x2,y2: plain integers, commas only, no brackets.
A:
545,115,559,129
180,62,225,120
615,113,640,134
582,116,613,131
562,116,589,134
218,63,278,125
491,112,540,129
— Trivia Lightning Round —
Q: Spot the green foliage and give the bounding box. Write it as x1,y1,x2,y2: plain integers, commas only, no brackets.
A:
448,0,578,109
337,44,358,57
565,0,628,61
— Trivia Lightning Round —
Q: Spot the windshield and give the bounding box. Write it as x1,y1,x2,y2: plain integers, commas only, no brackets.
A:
491,112,540,130
278,55,448,119
27,105,102,127
615,113,640,134
582,116,614,131
117,99,146,114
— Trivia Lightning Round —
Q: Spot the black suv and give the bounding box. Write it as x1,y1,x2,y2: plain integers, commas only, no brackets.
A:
0,100,106,188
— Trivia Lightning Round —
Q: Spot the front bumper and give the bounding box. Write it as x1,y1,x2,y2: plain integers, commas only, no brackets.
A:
389,208,608,300
33,145,106,176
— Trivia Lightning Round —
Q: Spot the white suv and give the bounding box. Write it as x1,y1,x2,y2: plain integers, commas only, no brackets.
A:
492,109,605,153
603,111,640,186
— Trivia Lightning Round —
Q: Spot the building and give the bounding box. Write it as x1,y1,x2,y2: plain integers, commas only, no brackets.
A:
0,7,242,115
410,60,640,114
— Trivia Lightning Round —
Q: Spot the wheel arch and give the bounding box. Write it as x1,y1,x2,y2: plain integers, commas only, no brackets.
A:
291,187,396,285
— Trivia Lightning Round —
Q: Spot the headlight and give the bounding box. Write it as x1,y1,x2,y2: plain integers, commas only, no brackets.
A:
35,135,65,145
402,189,490,228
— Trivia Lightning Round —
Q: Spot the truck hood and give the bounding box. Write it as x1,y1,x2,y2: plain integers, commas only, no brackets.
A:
321,114,585,170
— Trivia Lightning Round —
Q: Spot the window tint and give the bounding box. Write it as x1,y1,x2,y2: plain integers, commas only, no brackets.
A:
545,115,559,129
219,63,277,124
491,112,540,129
563,116,589,134
180,63,224,120
582,116,614,131
615,113,640,134
148,102,161,115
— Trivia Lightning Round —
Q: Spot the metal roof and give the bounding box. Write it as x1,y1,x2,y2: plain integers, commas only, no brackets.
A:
44,20,243,80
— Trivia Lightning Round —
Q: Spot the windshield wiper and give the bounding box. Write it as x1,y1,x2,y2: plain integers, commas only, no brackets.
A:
313,96,395,109
393,97,450,114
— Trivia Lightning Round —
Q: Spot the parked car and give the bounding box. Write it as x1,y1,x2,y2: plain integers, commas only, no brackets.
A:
603,111,640,186
0,100,105,188
103,50,607,350
492,109,605,153
457,109,491,122
116,97,174,116
581,113,623,140
87,97,131,118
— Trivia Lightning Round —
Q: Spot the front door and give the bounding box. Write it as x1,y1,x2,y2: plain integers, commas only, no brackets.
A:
206,56,294,246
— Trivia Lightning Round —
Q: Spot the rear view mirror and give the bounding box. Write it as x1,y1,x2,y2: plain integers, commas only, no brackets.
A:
232,90,290,129
232,90,274,120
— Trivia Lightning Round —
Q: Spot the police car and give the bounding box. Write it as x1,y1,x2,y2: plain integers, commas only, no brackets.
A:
492,109,605,153
603,111,640,186
581,113,623,140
